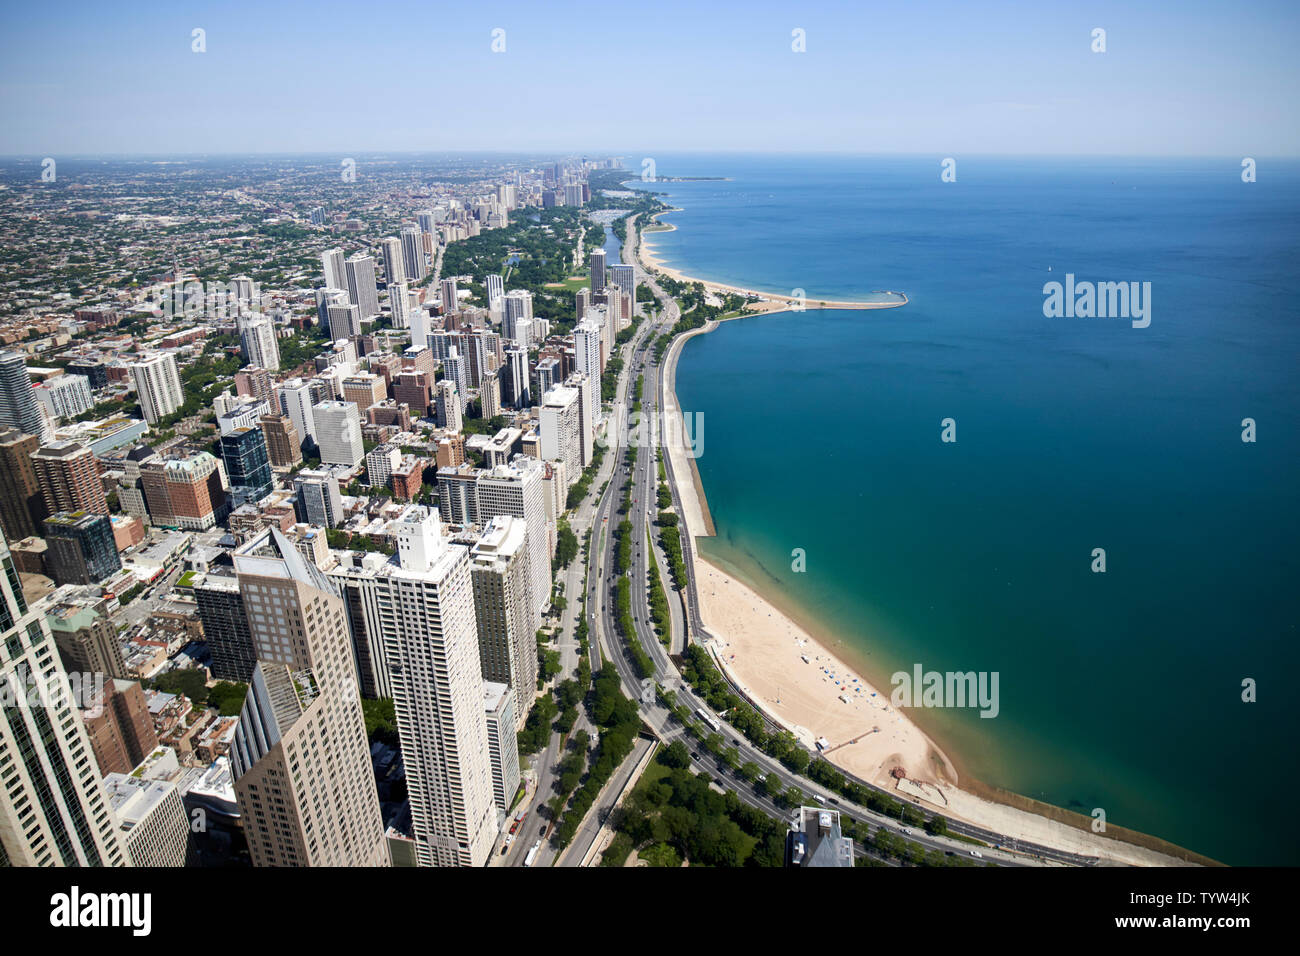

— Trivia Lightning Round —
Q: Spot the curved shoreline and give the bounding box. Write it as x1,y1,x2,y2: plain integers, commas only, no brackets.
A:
640,209,908,312
635,213,1215,867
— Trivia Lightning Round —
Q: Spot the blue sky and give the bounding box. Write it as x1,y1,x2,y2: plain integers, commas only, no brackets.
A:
1,0,1296,156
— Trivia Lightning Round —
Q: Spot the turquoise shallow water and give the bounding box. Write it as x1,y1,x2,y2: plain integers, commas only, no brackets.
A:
644,154,1300,865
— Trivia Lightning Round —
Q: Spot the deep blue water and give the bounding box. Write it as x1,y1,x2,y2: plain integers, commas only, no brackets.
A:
639,154,1300,865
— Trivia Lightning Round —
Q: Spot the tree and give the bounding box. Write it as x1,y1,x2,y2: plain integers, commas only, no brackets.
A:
554,523,578,569
739,761,761,783
762,772,782,798
782,746,810,775
660,740,691,769
208,681,248,717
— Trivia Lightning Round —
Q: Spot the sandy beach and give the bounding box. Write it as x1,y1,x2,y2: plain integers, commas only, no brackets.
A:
638,210,907,313
644,215,1203,867
695,557,954,788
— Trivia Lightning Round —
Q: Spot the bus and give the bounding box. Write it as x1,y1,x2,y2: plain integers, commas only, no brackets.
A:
524,840,541,867
696,708,722,733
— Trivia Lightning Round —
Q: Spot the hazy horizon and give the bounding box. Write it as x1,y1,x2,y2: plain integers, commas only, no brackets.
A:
2,0,1296,156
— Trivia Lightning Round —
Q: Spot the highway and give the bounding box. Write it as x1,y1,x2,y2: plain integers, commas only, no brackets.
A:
545,253,1017,867
506,221,1085,868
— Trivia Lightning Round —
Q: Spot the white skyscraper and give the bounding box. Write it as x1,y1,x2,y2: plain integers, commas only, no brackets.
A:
276,378,326,447
129,352,185,425
442,346,466,399
380,237,405,285
312,401,364,467
540,384,583,481
327,301,361,340
401,225,427,283
436,379,462,432
0,351,53,442
471,516,538,727
321,247,346,291
32,373,94,422
485,274,504,309
502,346,529,409
585,303,614,368
379,505,498,867
238,314,281,371
573,319,602,465
410,307,431,353
387,281,411,329
345,254,381,320
502,290,533,346
482,682,519,816
476,458,550,624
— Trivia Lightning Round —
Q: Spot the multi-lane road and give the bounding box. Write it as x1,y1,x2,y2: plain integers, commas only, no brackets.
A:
506,227,1097,868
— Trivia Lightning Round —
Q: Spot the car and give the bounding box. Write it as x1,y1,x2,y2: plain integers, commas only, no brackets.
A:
539,823,547,836
969,849,982,858
900,826,912,835
501,845,508,855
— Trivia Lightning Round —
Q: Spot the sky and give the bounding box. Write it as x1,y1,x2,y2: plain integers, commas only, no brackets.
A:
0,0,1297,156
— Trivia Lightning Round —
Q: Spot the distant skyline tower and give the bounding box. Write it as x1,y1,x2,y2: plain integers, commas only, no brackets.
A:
129,352,184,425
609,262,636,301
0,350,52,442
387,281,410,329
502,290,533,346
321,247,346,290
380,236,406,285
345,254,381,320
238,313,281,372
400,225,427,283
440,277,459,314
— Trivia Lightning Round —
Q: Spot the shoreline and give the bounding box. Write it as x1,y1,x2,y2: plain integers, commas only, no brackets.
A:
637,214,1214,868
640,209,908,313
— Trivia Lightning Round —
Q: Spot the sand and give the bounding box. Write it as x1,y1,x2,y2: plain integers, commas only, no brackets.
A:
638,211,907,312
695,557,951,787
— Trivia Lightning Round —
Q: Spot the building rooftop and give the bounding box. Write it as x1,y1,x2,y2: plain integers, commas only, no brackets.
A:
788,806,855,868
102,773,177,827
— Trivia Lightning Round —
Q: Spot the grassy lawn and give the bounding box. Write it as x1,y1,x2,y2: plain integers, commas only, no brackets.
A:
543,274,592,292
